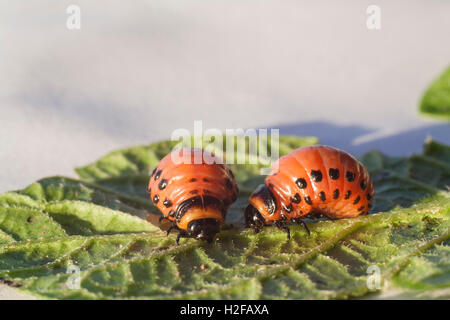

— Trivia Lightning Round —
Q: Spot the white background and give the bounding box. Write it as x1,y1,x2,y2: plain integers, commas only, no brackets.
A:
0,0,449,298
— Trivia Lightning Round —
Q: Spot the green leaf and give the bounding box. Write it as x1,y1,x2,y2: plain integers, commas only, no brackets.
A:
0,136,449,299
360,140,450,212
420,66,450,119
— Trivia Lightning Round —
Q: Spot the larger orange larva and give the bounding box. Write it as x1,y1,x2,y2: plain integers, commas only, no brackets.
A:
147,148,238,243
245,145,374,238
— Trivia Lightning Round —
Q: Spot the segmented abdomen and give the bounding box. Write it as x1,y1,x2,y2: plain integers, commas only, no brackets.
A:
147,148,238,229
264,145,374,220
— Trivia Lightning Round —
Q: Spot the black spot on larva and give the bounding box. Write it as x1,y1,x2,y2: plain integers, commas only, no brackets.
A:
151,168,157,177
367,193,372,200
311,170,323,182
168,210,175,217
226,179,233,190
304,196,312,205
345,190,352,199
203,178,210,182
154,170,162,181
360,180,367,190
329,168,339,180
190,190,199,195
158,179,168,190
163,199,172,208
346,171,355,182
319,191,326,201
290,193,301,204
353,195,360,205
189,178,197,182
296,178,307,189
282,203,293,213
153,194,159,204
333,189,339,199
358,205,365,211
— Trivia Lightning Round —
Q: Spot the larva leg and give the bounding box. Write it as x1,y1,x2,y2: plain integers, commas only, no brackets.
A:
166,223,179,236
275,221,291,240
176,230,189,245
245,204,266,234
293,218,310,235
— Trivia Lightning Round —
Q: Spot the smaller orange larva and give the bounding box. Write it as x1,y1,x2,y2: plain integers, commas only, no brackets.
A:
147,148,238,243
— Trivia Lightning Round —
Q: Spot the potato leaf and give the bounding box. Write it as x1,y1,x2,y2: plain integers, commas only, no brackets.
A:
0,136,448,299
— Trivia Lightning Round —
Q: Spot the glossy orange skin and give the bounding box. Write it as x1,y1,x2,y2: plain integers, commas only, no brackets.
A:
147,148,238,231
249,145,374,222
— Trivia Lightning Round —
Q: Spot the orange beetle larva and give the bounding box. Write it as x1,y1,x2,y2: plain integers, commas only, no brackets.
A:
245,145,374,238
148,148,238,243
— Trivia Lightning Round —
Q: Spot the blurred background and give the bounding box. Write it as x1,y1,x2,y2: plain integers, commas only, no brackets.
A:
1,0,449,194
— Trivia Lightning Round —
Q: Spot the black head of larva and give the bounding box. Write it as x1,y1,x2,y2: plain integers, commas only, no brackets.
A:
245,184,277,233
250,184,277,215
187,218,220,243
244,204,266,233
